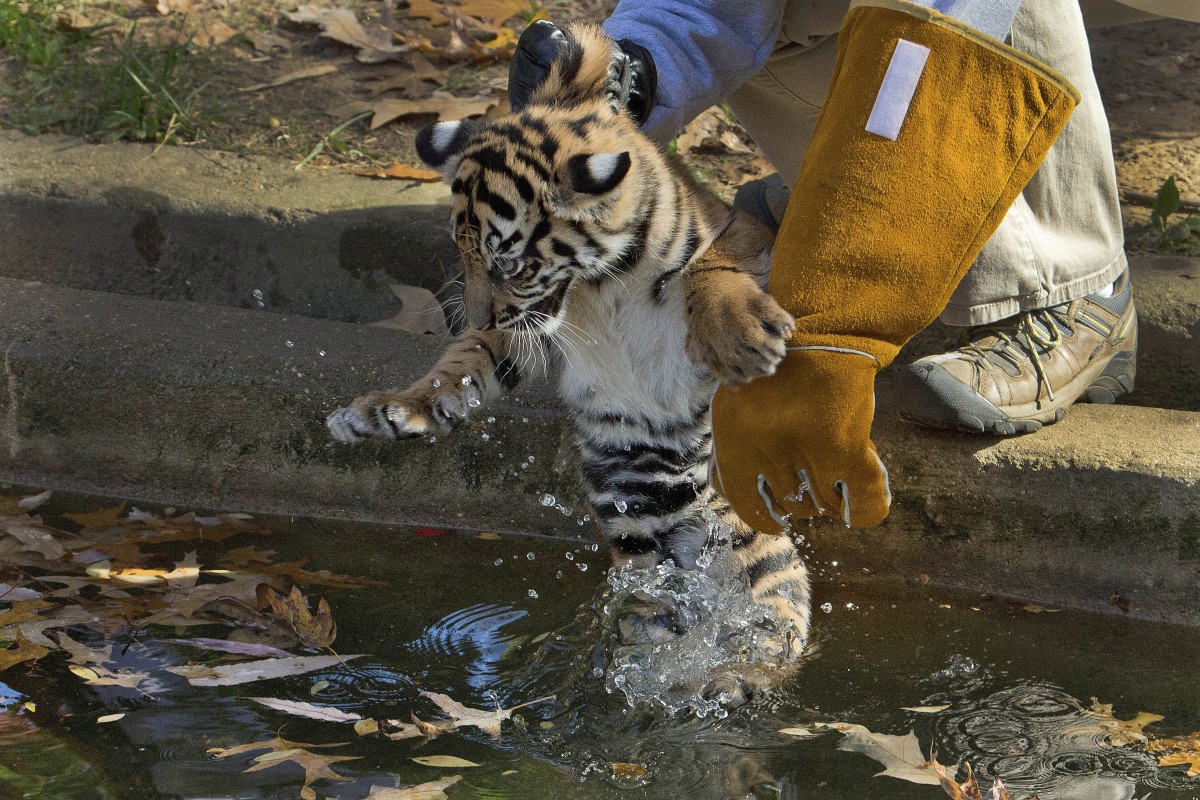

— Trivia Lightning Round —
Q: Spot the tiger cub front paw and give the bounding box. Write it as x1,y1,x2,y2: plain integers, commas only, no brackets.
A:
686,279,795,385
326,378,484,443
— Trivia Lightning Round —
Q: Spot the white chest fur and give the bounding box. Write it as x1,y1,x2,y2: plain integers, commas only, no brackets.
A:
555,269,711,425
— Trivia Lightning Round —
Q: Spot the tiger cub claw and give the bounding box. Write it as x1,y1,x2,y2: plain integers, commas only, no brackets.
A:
687,288,795,386
326,382,482,443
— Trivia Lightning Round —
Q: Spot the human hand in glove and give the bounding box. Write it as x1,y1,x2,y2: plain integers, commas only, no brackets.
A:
508,19,657,123
711,0,1080,533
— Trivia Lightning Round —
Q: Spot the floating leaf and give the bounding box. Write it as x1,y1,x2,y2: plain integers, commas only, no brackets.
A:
64,503,126,531
366,776,463,799
1146,732,1200,776
261,586,337,649
1070,699,1164,747
17,490,52,511
816,722,941,785
411,755,480,768
902,705,951,714
779,727,818,738
68,664,149,690
97,713,126,723
420,690,553,740
250,697,364,723
612,762,649,779
0,632,50,671
167,654,361,686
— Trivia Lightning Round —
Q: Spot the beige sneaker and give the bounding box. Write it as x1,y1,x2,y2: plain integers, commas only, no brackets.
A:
897,270,1137,435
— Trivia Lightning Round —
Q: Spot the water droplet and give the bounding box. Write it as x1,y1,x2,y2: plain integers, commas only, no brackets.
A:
428,436,437,443
555,570,563,579
318,350,326,357
494,558,504,566
540,494,555,507
252,289,264,300
461,375,473,386
558,505,572,516
527,552,536,561
527,456,535,463
844,602,858,611
614,499,628,513
820,602,833,613
578,563,587,572
432,379,441,388
481,433,490,442
577,519,585,526
582,515,591,522
831,560,839,568
593,667,604,678
589,543,599,552
522,417,529,423
520,463,528,470
565,552,574,561
528,589,538,599
467,397,481,408
285,340,294,348
487,416,496,424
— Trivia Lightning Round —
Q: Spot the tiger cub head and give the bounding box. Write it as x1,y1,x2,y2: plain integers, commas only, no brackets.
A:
415,23,654,336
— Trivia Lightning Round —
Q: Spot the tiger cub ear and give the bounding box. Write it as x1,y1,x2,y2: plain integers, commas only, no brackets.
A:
415,119,483,177
565,152,631,195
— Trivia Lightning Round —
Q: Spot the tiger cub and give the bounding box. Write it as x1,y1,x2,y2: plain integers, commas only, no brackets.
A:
327,23,811,686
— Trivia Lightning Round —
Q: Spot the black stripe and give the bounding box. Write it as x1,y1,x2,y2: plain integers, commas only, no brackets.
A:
743,550,800,588
474,181,516,221
495,356,520,389
550,238,576,258
525,217,554,251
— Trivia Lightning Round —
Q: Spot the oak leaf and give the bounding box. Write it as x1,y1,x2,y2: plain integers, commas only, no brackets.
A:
68,663,150,690
1070,699,1164,747
211,735,360,800
249,697,364,723
261,585,336,648
1144,732,1200,776
420,690,553,739
282,5,410,63
64,503,126,531
816,722,941,785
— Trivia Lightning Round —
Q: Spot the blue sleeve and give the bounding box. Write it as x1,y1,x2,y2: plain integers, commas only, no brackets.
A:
603,0,788,143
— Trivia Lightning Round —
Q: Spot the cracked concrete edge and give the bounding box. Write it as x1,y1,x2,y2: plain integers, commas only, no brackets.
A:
0,278,1198,623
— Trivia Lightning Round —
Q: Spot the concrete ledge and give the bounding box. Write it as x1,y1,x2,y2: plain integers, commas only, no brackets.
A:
1,278,1197,624
0,130,457,323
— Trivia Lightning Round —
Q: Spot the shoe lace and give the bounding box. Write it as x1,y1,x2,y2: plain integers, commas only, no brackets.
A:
960,308,1070,403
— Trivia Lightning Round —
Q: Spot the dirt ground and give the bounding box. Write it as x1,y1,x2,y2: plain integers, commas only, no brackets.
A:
1,3,1197,238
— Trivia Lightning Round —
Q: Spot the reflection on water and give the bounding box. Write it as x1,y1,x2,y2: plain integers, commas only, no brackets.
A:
4,499,1200,799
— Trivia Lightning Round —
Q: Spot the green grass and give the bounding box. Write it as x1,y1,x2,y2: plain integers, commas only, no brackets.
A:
1141,176,1200,254
0,0,214,144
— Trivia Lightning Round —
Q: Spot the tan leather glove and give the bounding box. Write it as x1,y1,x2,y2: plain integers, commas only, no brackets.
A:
712,0,1080,532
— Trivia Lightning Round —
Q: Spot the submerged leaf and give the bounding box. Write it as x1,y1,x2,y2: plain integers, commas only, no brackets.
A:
0,632,50,671
261,586,337,648
64,503,126,531
366,776,462,799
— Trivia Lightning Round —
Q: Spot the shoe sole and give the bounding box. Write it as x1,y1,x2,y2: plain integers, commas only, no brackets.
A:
898,320,1137,436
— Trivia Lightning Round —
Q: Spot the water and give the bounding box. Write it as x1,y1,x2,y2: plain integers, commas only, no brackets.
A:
2,489,1200,799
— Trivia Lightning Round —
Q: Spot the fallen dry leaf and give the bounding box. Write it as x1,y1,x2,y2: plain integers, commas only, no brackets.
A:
261,585,336,648
239,64,338,93
333,95,496,130
283,5,410,63
370,283,449,336
612,762,649,780
167,654,361,686
349,161,442,181
405,0,526,25
222,736,361,800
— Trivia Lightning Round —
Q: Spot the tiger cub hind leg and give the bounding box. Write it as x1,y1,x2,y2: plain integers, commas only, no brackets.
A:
327,328,517,442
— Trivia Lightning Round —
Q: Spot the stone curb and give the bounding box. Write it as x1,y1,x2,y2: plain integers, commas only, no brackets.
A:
1,278,1197,626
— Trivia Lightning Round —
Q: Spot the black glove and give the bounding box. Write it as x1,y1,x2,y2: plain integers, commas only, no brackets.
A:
508,19,657,126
